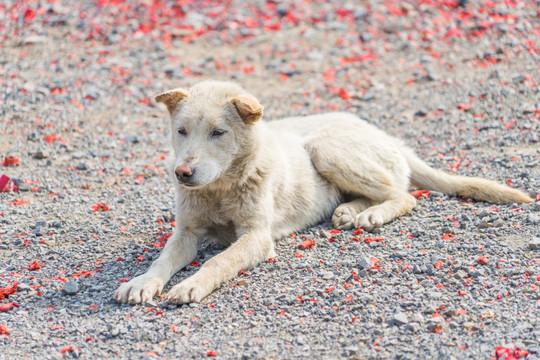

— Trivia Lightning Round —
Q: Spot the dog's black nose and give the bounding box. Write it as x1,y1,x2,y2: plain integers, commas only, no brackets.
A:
175,164,194,180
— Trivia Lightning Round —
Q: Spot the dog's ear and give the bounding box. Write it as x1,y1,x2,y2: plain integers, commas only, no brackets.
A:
155,88,188,114
231,94,263,124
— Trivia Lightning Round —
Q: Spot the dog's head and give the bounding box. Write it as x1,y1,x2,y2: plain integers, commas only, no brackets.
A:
155,81,263,190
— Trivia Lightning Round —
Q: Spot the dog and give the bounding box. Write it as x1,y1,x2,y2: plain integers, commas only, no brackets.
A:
114,80,532,304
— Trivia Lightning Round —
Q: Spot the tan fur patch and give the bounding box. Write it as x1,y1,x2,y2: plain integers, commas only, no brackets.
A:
155,88,188,114
231,94,263,124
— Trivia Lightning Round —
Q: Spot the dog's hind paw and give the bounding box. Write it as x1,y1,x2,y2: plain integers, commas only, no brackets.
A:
355,208,385,230
332,205,356,230
113,275,164,305
164,274,213,304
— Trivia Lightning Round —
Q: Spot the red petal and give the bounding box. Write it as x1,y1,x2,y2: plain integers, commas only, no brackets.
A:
298,239,316,250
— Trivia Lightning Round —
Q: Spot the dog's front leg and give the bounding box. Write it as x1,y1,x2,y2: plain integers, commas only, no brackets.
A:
165,228,274,304
114,228,199,304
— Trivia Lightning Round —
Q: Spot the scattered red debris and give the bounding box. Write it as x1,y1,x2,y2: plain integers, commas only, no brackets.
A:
352,227,363,235
328,229,342,235
364,236,384,244
457,103,473,111
337,88,350,100
72,270,93,278
10,198,28,206
431,324,444,334
43,134,60,143
442,232,454,241
207,350,218,357
433,260,445,270
0,324,9,336
0,175,12,192
0,302,19,313
190,261,201,267
494,345,528,359
59,345,75,354
298,239,316,250
2,156,20,167
411,190,431,199
477,256,489,265
153,232,172,248
91,202,110,212
28,260,42,271
0,282,18,300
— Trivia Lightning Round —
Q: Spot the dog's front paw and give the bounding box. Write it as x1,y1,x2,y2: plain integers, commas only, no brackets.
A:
355,208,385,230
164,275,214,304
113,274,164,304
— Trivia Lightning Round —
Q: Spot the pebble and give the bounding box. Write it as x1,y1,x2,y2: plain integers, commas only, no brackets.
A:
62,280,80,295
528,237,540,250
390,312,409,326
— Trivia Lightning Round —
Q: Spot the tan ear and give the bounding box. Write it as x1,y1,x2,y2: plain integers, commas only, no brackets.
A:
155,88,188,114
231,94,263,124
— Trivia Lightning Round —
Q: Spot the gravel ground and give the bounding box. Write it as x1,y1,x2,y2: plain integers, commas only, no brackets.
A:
1,1,539,359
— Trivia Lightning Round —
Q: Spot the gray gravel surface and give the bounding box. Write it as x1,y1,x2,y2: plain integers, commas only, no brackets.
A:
1,1,539,359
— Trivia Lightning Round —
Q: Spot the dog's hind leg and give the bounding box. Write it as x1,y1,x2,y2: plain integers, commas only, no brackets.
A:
305,135,416,230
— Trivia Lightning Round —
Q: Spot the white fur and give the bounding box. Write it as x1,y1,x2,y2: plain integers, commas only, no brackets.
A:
114,81,532,304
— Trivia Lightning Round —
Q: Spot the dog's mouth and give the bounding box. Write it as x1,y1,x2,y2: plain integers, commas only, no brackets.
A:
178,181,204,190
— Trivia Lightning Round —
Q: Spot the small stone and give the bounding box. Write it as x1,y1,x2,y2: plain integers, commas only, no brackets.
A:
32,150,49,160
62,280,80,295
358,255,371,270
528,237,540,250
125,135,140,144
390,312,409,326
76,162,88,171
527,214,540,225
463,322,478,332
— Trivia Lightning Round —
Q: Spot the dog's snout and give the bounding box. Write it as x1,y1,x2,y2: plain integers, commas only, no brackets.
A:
175,164,194,180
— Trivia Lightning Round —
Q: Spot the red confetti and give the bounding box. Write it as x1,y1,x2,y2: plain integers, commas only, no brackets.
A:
190,261,201,267
457,103,472,111
10,198,28,206
298,239,316,250
0,302,19,313
495,346,528,359
59,346,74,354
0,175,10,192
431,324,443,334
43,134,60,143
206,350,218,357
91,202,110,212
23,8,36,21
28,260,41,271
477,256,489,265
0,282,18,300
2,156,20,167
152,232,172,248
337,88,350,100
433,260,444,270
410,190,431,199
364,236,384,244
0,324,9,336
441,233,454,241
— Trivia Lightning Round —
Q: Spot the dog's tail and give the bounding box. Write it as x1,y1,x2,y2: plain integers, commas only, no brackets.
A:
403,148,532,204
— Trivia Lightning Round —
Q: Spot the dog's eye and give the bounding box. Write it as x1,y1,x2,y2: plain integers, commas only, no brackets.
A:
210,129,226,137
177,128,187,136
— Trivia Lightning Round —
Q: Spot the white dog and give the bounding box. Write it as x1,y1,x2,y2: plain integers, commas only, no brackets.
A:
114,81,532,304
